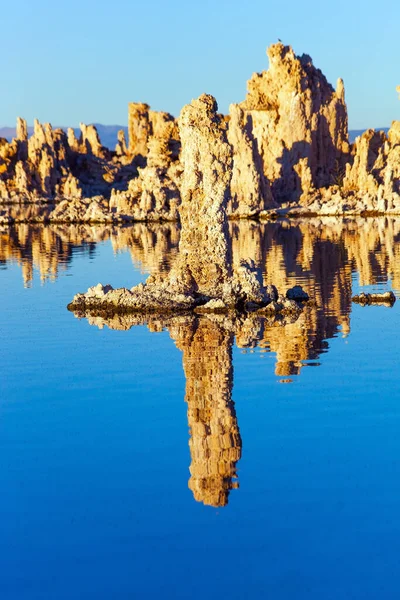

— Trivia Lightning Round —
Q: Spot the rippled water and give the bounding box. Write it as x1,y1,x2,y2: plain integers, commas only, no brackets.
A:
1,218,400,599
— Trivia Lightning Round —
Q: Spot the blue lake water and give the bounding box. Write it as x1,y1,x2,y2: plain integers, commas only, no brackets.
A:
1,218,400,599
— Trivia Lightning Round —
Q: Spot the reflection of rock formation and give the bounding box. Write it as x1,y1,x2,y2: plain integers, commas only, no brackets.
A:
73,311,304,506
231,219,352,375
110,223,179,276
0,222,179,286
4,217,400,371
0,224,103,286
171,317,241,507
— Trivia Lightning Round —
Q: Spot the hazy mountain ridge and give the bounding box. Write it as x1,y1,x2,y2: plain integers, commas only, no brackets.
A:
0,124,389,149
0,124,128,151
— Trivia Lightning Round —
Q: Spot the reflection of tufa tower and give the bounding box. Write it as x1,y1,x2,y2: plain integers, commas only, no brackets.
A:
171,317,242,508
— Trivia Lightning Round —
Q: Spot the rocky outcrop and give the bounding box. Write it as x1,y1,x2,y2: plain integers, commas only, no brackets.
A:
343,121,400,210
127,103,151,157
109,108,182,221
294,115,400,216
0,105,181,221
227,104,276,216
0,116,136,202
240,42,350,203
68,94,308,315
2,43,399,222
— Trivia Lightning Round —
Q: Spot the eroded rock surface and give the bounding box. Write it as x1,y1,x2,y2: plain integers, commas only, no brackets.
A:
68,95,309,315
0,105,181,223
240,42,350,203
2,43,399,223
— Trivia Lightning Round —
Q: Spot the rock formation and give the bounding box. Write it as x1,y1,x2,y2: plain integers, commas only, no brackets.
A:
240,42,350,203
109,111,181,222
128,103,151,157
1,42,399,222
0,105,181,222
68,94,307,315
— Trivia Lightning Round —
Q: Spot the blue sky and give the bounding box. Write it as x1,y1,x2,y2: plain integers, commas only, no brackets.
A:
2,0,399,129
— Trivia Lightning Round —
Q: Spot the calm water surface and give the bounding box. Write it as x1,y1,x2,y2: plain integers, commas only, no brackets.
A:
1,218,400,599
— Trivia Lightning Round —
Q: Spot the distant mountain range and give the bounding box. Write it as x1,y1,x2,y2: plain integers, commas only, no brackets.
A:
0,124,390,149
0,124,129,150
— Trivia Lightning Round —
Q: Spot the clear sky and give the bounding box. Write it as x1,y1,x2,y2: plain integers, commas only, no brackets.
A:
2,0,399,129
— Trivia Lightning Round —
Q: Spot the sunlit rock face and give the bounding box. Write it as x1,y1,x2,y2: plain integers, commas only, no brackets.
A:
127,103,151,157
0,117,139,203
240,42,350,203
109,105,182,221
176,94,233,298
68,95,297,314
1,49,400,221
341,120,400,211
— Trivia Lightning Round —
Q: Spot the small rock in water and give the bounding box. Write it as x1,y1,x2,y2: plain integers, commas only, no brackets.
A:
352,291,396,306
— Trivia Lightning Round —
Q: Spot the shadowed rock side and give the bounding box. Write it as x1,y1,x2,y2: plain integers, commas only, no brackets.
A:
227,104,277,216
68,95,307,315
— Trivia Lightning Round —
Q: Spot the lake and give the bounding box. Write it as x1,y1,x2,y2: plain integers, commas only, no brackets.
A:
1,217,400,599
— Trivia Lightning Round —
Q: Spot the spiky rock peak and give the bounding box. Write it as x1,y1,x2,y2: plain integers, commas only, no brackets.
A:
240,42,350,202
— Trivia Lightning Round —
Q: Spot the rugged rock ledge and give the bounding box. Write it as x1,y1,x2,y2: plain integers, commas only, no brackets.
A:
1,42,399,223
68,95,309,315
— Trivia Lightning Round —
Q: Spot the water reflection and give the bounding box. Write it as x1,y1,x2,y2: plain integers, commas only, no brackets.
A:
2,217,398,376
173,317,240,507
0,223,179,286
2,217,399,507
83,310,302,506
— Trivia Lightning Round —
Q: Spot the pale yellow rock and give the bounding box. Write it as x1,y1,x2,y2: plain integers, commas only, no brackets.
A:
80,123,104,158
240,43,350,202
16,117,28,142
68,95,304,314
128,102,150,156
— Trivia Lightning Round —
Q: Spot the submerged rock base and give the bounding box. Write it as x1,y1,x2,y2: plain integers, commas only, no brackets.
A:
67,279,309,316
